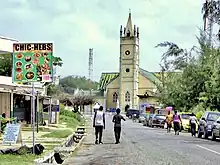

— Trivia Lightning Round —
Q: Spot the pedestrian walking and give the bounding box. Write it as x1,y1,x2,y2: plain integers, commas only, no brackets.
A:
132,113,137,122
166,111,173,133
189,113,197,137
173,110,182,135
112,108,125,144
93,106,105,144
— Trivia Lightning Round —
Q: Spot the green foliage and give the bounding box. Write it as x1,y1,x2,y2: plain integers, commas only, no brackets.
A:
0,154,39,165
196,111,204,120
41,129,72,138
60,104,82,122
59,103,85,128
156,31,220,112
53,56,63,67
0,54,13,76
59,76,99,93
47,84,61,96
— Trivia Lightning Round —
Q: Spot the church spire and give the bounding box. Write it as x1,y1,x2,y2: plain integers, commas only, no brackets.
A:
120,9,139,38
125,9,133,37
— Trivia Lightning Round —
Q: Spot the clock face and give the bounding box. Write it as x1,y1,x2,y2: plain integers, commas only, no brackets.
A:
125,50,130,55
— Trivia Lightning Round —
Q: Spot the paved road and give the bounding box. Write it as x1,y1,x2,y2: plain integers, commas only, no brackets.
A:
64,114,220,165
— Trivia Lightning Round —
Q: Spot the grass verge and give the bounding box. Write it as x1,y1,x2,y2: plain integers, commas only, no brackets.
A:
0,108,86,165
41,129,72,138
0,154,40,165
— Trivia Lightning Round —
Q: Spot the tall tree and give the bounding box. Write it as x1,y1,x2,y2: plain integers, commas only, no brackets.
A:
155,32,220,111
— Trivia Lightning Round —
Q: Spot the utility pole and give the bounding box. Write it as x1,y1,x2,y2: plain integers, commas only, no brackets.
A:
88,48,94,115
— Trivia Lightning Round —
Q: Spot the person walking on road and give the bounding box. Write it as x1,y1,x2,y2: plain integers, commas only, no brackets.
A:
93,106,105,144
132,113,137,122
112,108,126,144
189,113,197,137
166,111,173,133
173,110,182,135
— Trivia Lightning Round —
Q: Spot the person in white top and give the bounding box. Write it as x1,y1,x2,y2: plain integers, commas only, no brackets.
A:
189,113,198,137
93,106,105,144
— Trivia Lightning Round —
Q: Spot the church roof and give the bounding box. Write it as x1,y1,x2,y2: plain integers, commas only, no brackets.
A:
98,68,161,90
139,68,160,84
125,10,134,36
98,72,119,90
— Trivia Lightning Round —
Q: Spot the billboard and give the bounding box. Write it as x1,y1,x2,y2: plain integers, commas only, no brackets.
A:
12,43,53,83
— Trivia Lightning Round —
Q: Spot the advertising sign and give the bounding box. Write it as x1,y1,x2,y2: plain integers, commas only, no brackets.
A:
2,123,22,145
12,43,53,83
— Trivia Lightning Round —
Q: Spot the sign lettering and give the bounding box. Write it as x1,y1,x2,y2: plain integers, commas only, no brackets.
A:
12,43,54,83
2,123,22,145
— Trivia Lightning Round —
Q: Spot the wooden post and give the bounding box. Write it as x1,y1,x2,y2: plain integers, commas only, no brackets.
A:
10,90,14,118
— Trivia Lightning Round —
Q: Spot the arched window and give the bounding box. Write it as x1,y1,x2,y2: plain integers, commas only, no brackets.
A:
125,91,130,102
113,92,118,103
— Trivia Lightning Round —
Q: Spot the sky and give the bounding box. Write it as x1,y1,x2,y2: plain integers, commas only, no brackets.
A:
0,0,203,81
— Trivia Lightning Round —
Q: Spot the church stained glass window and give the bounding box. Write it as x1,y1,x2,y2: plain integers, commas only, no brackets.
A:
113,92,118,103
125,91,130,102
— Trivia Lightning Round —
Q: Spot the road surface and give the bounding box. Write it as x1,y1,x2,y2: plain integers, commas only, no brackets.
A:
64,114,220,165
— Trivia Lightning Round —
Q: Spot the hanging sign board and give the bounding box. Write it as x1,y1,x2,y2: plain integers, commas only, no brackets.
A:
12,43,53,83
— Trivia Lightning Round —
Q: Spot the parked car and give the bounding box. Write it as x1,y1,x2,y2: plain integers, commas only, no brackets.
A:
126,109,140,119
180,113,198,132
138,113,147,123
143,114,154,126
211,116,220,140
148,114,166,128
197,111,220,139
180,113,191,132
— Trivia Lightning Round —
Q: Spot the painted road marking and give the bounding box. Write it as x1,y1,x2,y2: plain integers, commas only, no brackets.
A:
196,145,220,156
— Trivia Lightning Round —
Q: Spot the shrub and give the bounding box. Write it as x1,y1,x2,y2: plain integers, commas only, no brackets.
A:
60,104,82,122
196,111,203,120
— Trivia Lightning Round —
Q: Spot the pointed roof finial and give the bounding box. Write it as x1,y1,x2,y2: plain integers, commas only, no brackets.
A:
129,9,131,17
125,9,133,36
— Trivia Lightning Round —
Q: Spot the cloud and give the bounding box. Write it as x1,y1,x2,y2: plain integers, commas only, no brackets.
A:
0,0,203,81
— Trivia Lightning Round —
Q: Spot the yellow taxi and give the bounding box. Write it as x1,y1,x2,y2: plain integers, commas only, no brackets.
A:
180,113,198,132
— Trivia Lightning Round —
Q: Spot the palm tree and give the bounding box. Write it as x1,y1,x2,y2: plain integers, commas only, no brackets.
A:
155,42,191,71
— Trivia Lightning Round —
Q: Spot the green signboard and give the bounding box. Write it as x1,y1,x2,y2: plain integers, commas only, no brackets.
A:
12,43,53,83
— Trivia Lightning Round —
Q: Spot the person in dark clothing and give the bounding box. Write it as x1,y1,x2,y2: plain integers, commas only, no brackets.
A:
189,113,197,137
112,108,125,144
173,110,182,135
93,106,105,144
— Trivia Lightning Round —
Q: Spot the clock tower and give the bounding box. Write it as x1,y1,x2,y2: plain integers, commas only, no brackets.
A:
119,11,139,111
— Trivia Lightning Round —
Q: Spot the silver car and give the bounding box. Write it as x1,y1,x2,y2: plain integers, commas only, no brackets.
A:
138,113,147,123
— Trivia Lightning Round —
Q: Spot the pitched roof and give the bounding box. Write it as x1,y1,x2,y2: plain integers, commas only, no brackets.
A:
98,68,161,90
98,72,119,90
125,11,134,36
139,68,160,84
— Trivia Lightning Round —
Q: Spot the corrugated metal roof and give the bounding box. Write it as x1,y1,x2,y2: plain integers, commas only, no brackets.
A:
139,68,160,84
98,68,161,90
98,73,119,90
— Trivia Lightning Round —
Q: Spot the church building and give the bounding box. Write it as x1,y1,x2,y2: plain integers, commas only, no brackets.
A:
98,12,161,111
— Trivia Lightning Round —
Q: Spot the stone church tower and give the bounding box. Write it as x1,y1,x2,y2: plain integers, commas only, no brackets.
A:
119,11,140,110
